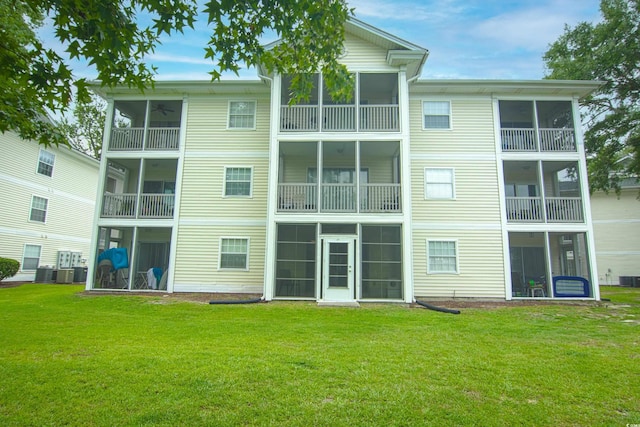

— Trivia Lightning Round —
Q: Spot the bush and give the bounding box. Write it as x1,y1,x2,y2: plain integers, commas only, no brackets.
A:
0,258,20,282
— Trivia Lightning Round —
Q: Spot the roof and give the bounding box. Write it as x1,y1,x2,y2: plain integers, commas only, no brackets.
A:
410,79,602,98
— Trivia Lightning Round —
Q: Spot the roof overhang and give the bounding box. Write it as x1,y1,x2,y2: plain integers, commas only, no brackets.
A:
410,79,603,98
89,79,269,98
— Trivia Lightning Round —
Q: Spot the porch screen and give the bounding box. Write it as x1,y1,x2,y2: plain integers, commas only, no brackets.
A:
361,225,402,299
275,224,316,298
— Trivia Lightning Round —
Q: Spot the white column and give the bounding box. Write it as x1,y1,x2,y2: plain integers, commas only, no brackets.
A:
398,68,414,303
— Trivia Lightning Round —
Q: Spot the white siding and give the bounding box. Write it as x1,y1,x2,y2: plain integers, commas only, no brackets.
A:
591,189,640,284
0,131,99,279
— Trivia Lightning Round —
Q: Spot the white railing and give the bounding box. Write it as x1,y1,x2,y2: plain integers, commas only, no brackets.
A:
280,106,318,131
502,128,576,152
322,184,357,212
102,193,137,218
501,129,537,151
506,197,543,222
101,193,174,218
109,127,180,151
278,183,317,212
146,128,180,150
360,105,399,131
110,128,144,151
322,105,356,131
360,184,401,212
539,128,576,152
546,197,583,222
139,194,175,218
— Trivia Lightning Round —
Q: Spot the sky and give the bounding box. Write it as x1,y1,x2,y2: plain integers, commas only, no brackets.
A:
64,0,602,82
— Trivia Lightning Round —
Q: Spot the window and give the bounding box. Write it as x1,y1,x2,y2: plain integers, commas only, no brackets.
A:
30,196,48,223
427,240,458,273
423,101,451,129
224,167,252,197
22,245,41,270
425,168,455,199
228,101,256,129
37,149,55,177
219,238,249,269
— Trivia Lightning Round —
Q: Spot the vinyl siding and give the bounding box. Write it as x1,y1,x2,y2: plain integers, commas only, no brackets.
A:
173,225,265,293
0,131,99,275
413,229,506,298
591,189,640,282
340,33,396,71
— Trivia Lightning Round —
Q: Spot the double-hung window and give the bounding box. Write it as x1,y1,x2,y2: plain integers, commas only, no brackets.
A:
224,167,252,197
425,168,455,199
37,149,55,177
423,101,451,129
30,196,48,223
228,101,256,129
219,238,249,270
427,240,458,274
22,245,42,270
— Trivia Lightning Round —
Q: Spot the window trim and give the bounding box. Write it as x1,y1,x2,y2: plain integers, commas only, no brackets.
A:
22,244,42,271
29,195,49,223
422,100,452,130
424,167,456,200
218,237,250,271
37,149,55,177
426,239,459,274
227,100,257,130
223,166,254,198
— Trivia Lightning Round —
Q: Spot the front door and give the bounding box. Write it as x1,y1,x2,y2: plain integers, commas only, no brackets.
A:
322,237,355,302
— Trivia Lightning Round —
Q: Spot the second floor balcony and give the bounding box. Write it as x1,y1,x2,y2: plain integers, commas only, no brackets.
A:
102,193,175,219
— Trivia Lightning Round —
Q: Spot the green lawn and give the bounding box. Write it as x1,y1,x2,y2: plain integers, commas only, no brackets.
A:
1,284,638,426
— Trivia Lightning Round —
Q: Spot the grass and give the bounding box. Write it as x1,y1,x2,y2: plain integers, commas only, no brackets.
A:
0,284,639,426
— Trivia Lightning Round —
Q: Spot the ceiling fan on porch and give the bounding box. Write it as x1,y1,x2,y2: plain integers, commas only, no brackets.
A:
151,104,174,116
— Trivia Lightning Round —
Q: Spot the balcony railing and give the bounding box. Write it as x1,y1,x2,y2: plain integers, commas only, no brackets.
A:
109,127,180,152
277,183,401,213
506,197,543,222
546,197,583,222
280,105,399,132
501,128,576,152
506,196,583,223
101,193,174,219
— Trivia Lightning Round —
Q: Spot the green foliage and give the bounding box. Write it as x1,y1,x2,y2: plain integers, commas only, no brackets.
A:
543,0,640,194
1,0,352,149
1,285,640,425
0,258,20,282
58,95,106,159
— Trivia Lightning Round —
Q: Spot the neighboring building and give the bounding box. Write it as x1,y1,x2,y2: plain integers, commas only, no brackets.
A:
87,19,601,302
591,174,640,286
0,130,102,282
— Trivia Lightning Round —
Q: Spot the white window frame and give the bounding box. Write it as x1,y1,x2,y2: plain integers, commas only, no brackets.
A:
223,166,253,198
227,101,257,130
29,195,49,223
427,239,459,274
37,149,55,177
218,237,250,270
424,168,456,200
22,244,42,271
422,100,452,130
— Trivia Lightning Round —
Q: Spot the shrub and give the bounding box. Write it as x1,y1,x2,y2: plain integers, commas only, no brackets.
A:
0,258,20,282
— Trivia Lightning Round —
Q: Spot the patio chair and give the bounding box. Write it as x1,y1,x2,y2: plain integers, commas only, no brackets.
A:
97,260,114,288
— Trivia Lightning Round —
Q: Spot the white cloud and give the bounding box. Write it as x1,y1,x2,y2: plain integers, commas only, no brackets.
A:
147,53,212,66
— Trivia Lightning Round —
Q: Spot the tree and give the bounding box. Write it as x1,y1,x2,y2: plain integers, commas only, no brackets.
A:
543,0,640,194
1,0,353,149
58,95,106,159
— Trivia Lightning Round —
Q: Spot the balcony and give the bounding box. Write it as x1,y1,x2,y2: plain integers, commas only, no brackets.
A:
506,197,583,223
277,141,402,214
280,73,400,133
108,100,182,152
277,183,401,213
499,100,577,153
504,160,584,224
102,193,175,219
